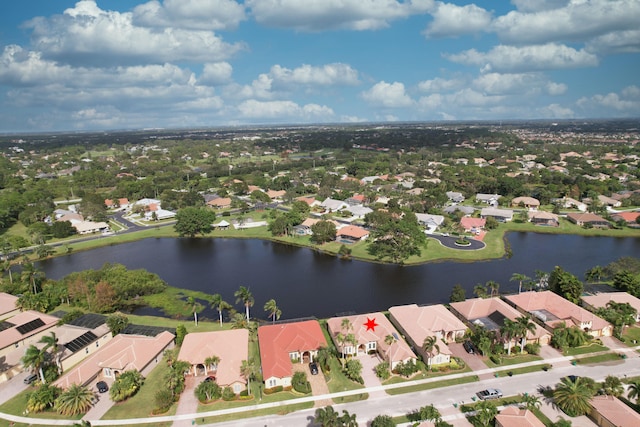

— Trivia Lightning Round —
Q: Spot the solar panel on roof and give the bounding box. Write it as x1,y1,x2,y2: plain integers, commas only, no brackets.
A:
16,318,45,335
487,311,507,328
64,331,98,353
0,321,15,332
66,314,106,329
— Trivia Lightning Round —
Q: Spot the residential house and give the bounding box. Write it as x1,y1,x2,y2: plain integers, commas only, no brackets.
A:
73,220,110,234
449,298,551,346
258,320,326,389
505,291,613,337
0,293,19,320
511,197,540,210
336,225,369,242
476,193,502,206
345,194,366,205
178,330,248,394
443,205,475,216
495,407,545,427
144,208,176,221
293,218,320,236
611,212,640,225
296,196,321,208
556,197,587,212
528,211,559,227
0,311,60,360
598,195,622,208
566,212,609,228
54,331,175,390
320,198,349,212
389,304,466,366
581,292,640,323
266,190,286,201
446,191,465,203
480,207,514,222
55,322,113,373
460,217,486,233
344,205,373,219
326,312,416,370
415,213,444,232
57,212,84,224
589,395,640,427
132,198,161,209
207,197,232,209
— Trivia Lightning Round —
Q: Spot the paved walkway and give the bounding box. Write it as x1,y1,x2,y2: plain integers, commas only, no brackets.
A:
359,354,385,398
172,376,200,427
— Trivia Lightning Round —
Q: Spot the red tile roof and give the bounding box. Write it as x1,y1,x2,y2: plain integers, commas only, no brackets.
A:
258,320,326,380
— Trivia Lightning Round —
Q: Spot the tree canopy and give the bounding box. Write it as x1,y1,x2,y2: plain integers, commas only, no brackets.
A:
174,207,217,237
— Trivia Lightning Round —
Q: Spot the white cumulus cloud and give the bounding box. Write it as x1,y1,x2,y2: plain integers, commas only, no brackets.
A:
269,63,360,87
133,0,246,31
200,62,234,85
246,0,433,31
423,2,492,38
361,81,414,108
236,99,334,120
445,43,598,72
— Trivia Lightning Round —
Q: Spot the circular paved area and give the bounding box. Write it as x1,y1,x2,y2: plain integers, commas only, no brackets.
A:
428,235,486,250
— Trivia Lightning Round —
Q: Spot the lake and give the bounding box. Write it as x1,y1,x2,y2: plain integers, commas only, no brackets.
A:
38,233,640,320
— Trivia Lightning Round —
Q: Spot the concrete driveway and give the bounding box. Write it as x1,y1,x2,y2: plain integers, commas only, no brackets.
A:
448,342,491,379
292,362,331,407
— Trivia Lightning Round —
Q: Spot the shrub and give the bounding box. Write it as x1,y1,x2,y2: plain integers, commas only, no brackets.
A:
375,361,391,380
263,385,283,395
490,355,502,365
292,371,311,394
393,359,419,377
221,386,236,401
344,359,364,384
525,343,541,355
154,389,174,413
194,380,222,403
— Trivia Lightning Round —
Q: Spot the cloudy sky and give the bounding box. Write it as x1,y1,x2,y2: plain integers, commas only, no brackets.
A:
0,0,639,132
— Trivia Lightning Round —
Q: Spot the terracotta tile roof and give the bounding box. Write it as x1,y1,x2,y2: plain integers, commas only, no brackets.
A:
53,331,175,389
178,330,248,387
581,292,640,317
496,407,545,427
336,225,369,239
0,293,19,318
207,197,232,207
590,395,640,426
389,304,466,350
327,312,416,364
258,321,326,380
0,310,59,350
505,291,611,332
612,212,640,223
460,217,486,230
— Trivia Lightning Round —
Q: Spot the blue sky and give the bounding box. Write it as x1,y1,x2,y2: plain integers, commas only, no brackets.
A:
0,0,639,132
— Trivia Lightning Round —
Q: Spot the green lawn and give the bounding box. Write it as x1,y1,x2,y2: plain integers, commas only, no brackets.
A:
102,356,177,420
196,400,314,424
494,364,553,378
621,327,640,346
0,387,83,423
385,375,479,396
574,353,624,365
485,354,542,368
564,343,609,356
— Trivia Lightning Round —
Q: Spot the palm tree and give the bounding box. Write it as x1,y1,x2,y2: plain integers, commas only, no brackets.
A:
474,284,488,299
474,400,498,427
263,298,282,323
486,280,500,297
210,293,231,327
384,334,395,346
553,376,595,417
204,355,220,375
22,344,47,384
240,358,258,395
511,273,530,294
422,336,440,369
627,381,640,403
602,375,624,397
55,384,95,416
39,332,61,374
187,296,200,326
314,405,340,426
515,316,537,352
585,265,604,283
2,259,12,284
234,286,254,320
21,262,42,294
521,393,541,411
500,319,518,355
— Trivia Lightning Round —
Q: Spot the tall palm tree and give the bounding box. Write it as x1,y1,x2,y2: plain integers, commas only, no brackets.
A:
602,375,624,397
515,316,537,351
55,384,95,416
1,259,12,284
39,332,61,374
21,262,42,294
627,381,640,403
511,273,530,294
263,298,282,323
553,376,595,417
210,293,231,327
474,284,488,299
187,296,200,326
486,281,500,298
422,336,440,369
500,319,518,355
204,355,220,375
474,400,498,427
240,358,257,395
521,393,541,411
314,405,340,427
22,344,47,384
234,286,254,320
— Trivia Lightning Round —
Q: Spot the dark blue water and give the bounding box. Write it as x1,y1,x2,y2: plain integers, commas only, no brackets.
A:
38,233,640,320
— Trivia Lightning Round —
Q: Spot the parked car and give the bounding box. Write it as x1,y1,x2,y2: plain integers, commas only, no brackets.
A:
309,362,319,375
463,340,475,354
204,376,215,383
96,381,109,393
23,373,38,385
476,388,503,400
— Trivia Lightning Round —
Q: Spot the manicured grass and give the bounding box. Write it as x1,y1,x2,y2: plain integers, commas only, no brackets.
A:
0,387,83,422
124,313,230,334
323,358,366,404
485,354,542,368
564,343,609,356
621,326,640,346
494,364,553,377
196,389,303,413
102,356,177,420
385,375,480,395
382,363,472,385
575,352,624,365
196,400,313,424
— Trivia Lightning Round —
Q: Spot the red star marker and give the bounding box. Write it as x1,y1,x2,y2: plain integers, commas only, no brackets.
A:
364,317,379,332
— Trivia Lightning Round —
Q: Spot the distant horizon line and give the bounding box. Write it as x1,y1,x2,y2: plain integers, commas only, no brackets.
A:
2,117,639,137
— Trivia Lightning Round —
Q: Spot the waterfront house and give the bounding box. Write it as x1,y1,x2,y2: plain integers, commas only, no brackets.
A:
415,213,445,232
566,212,609,228
336,225,369,242
54,331,175,390
511,196,540,210
505,291,612,337
480,207,514,222
0,311,59,360
0,293,19,320
449,298,551,346
178,330,248,394
581,292,640,323
258,320,326,389
460,217,485,232
389,304,466,366
326,312,416,370
528,211,559,227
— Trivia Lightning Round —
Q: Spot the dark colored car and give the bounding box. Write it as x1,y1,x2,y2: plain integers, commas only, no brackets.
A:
204,376,215,383
463,340,475,354
309,362,319,375
96,381,109,393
